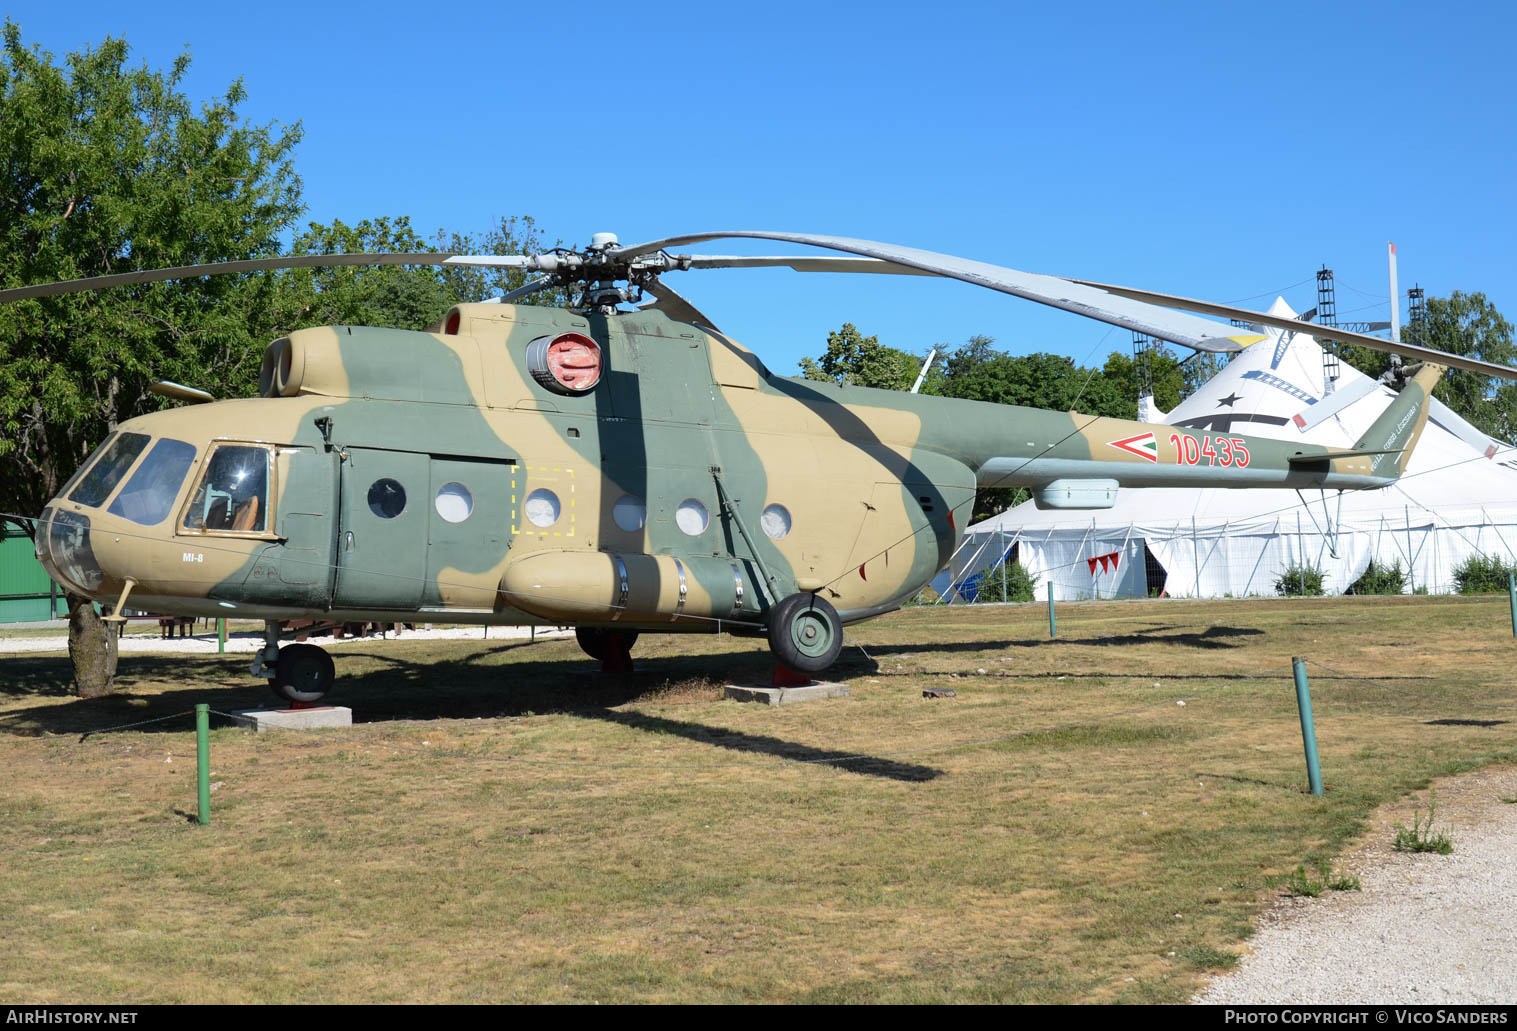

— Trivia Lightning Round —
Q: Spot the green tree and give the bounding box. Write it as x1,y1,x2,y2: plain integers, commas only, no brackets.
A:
1101,346,1186,418
0,23,301,695
276,216,454,331
799,322,918,389
273,214,565,333
918,335,1131,519
1337,292,1516,441
928,335,1130,417
435,215,569,312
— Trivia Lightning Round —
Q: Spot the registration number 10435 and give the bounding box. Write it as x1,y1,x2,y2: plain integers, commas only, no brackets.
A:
1168,433,1250,467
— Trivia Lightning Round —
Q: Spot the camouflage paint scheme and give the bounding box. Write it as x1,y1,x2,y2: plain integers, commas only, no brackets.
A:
35,302,1444,638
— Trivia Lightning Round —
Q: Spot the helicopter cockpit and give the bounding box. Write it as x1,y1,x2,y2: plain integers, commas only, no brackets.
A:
53,433,273,535
36,428,283,601
180,444,270,534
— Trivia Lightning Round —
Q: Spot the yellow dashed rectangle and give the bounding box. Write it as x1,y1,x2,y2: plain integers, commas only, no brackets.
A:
511,465,575,537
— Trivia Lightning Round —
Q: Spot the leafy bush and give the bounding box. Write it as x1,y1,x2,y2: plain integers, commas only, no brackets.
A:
1284,865,1323,897
1274,564,1326,597
1453,554,1515,594
1284,860,1361,897
1325,870,1361,892
1347,559,1406,595
975,561,1037,603
1393,792,1454,854
904,585,940,607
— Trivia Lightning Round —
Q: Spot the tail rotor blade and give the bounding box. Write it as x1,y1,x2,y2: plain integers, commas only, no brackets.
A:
1291,377,1380,433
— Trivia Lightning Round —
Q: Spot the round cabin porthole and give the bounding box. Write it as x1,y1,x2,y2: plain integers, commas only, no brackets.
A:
367,479,407,519
761,503,792,539
675,498,709,536
524,488,561,528
613,495,647,532
435,482,473,523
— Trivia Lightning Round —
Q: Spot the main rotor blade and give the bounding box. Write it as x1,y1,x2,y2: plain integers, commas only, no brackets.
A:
621,231,1517,379
496,275,558,303
683,255,934,276
639,277,721,330
0,252,540,303
615,231,1266,353
1074,278,1517,380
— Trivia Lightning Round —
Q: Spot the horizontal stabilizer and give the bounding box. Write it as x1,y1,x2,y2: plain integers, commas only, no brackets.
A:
1286,448,1401,465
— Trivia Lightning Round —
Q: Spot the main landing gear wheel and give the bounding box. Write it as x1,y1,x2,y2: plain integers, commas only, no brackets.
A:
575,627,639,673
766,593,843,674
268,643,335,704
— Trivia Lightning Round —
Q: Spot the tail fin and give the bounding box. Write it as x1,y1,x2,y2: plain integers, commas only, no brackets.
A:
1352,363,1445,479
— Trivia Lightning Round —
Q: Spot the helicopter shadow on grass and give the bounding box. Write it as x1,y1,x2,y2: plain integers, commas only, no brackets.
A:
0,643,942,783
858,624,1267,656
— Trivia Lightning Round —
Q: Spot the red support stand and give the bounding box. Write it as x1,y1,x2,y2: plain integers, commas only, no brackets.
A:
771,664,814,688
600,639,635,675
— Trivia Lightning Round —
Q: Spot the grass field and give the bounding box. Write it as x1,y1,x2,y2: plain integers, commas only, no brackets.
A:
2,595,1514,1003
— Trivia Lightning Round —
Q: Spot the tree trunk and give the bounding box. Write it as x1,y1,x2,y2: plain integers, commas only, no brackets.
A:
67,592,118,698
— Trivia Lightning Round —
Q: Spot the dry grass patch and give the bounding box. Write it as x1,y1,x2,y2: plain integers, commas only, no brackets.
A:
0,595,1514,1003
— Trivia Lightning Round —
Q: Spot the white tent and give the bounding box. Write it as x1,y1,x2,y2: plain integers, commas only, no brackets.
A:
943,300,1517,601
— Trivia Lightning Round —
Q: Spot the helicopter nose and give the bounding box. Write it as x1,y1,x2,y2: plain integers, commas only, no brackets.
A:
35,506,106,597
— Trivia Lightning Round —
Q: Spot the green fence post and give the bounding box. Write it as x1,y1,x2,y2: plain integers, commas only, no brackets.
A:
1291,658,1324,796
217,617,226,654
195,704,211,826
1047,581,1056,639
1509,572,1516,639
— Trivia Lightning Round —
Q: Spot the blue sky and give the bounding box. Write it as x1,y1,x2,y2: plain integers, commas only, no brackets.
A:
7,1,1515,376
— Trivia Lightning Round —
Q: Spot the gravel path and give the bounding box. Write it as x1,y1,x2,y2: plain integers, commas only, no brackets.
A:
1194,765,1517,1005
0,624,571,655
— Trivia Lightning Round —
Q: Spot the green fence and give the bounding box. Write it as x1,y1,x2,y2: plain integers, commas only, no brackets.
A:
0,525,59,623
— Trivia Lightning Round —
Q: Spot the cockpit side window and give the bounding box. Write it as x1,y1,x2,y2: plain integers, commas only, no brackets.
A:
68,432,150,507
107,438,198,526
181,444,273,535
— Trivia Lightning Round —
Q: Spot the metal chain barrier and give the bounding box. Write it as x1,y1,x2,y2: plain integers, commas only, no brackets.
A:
1303,657,1517,712
76,709,196,741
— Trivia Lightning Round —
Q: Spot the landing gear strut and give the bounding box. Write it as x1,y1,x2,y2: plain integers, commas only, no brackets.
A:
575,627,639,674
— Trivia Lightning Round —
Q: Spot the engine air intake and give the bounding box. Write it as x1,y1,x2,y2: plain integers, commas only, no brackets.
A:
526,333,603,395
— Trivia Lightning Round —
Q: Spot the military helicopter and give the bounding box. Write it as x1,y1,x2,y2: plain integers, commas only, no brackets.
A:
11,230,1515,703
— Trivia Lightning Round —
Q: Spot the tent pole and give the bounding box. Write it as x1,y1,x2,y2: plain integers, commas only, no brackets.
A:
1193,517,1200,599
1406,506,1415,594
1298,512,1305,596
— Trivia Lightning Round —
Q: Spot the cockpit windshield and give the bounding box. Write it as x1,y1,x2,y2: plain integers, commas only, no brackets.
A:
107,438,198,526
68,432,150,507
182,444,272,534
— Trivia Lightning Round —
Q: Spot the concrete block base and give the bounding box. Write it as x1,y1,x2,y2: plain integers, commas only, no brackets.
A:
231,706,353,733
724,682,849,706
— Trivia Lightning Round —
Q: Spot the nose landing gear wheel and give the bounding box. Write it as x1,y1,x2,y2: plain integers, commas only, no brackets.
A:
766,593,843,674
268,643,335,704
